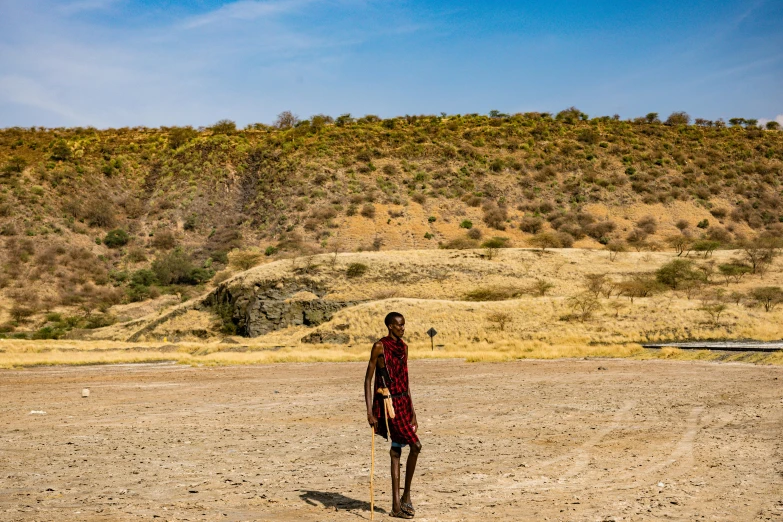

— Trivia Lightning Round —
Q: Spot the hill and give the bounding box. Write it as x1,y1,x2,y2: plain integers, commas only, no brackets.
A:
1,111,782,340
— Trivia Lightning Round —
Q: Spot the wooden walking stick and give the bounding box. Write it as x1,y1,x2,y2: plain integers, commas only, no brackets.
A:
370,425,375,521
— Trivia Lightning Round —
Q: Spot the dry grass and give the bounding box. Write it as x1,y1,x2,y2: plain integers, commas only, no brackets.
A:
1,338,781,369
4,247,782,368
217,247,783,345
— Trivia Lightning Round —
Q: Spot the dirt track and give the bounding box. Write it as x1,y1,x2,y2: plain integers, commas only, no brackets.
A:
1,359,782,521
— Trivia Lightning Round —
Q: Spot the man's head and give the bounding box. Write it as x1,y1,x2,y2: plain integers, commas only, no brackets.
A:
384,312,405,339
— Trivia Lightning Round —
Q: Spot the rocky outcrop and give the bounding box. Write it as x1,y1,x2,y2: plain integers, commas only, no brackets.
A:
206,277,356,337
301,331,350,344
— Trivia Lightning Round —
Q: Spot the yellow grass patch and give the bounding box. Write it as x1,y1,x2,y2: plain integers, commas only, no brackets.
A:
1,338,780,369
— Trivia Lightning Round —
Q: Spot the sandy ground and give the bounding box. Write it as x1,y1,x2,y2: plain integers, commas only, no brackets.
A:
1,359,782,521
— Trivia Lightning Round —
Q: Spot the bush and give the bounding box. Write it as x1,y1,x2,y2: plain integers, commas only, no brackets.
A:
168,126,198,149
697,219,709,229
718,263,751,284
665,111,691,126
189,267,215,284
482,202,507,230
617,274,662,302
440,238,478,250
459,220,473,229
529,232,559,250
2,156,27,175
151,249,196,285
184,214,198,231
519,217,543,234
692,239,720,257
50,139,72,161
486,311,512,330
467,228,482,240
151,229,178,250
577,129,600,144
131,269,157,287
655,259,704,289
103,229,129,248
274,111,300,129
583,220,616,241
360,204,376,219
345,262,368,278
607,240,626,261
529,279,554,296
228,249,263,270
203,226,242,263
464,286,522,301
529,232,572,250
567,292,601,321
209,119,236,134
749,287,783,312
636,215,657,234
33,326,63,340
84,199,115,228
481,237,509,260
10,305,35,323
264,246,278,256
428,216,437,223
126,247,147,263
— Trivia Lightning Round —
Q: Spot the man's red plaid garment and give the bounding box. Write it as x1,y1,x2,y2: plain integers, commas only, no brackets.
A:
372,335,419,446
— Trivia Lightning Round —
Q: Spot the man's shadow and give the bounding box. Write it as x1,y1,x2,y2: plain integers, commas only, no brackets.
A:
299,490,386,517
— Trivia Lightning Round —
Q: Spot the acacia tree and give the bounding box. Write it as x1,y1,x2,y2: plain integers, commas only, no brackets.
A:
607,240,625,261
529,232,562,251
665,111,691,126
2,156,27,175
584,273,607,297
209,119,236,134
749,287,783,312
481,237,509,260
667,234,693,257
486,312,512,331
741,237,780,275
568,292,601,321
274,111,300,129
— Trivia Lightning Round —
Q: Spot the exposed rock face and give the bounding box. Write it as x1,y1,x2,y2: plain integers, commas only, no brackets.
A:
301,331,350,344
206,277,355,337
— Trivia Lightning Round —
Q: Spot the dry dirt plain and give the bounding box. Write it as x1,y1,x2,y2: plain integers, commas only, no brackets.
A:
1,359,782,522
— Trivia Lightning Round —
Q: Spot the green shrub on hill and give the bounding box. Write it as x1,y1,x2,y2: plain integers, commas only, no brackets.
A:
104,229,129,248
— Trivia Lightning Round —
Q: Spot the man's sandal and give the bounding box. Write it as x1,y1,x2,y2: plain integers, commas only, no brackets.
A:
401,501,415,516
389,508,413,519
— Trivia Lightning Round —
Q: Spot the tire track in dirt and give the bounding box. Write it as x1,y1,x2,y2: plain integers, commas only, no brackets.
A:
489,400,637,492
607,406,704,490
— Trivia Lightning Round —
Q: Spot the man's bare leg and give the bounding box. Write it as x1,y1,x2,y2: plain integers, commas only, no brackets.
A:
401,442,421,509
390,447,403,512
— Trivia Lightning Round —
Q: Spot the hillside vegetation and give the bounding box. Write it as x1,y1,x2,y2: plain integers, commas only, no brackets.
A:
1,110,782,341
2,247,783,368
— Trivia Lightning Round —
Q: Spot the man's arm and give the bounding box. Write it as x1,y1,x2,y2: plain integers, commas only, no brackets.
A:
364,341,384,429
406,344,417,432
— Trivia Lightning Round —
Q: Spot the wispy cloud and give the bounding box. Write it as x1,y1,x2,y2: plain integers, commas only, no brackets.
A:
0,74,88,124
58,0,119,15
0,1,780,127
181,0,317,29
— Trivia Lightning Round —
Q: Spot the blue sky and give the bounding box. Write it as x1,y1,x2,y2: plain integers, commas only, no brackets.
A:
0,0,781,128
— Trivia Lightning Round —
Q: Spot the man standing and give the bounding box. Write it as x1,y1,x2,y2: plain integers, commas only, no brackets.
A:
364,312,421,519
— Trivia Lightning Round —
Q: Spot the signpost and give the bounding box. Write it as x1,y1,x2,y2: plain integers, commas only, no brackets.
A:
426,327,437,351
